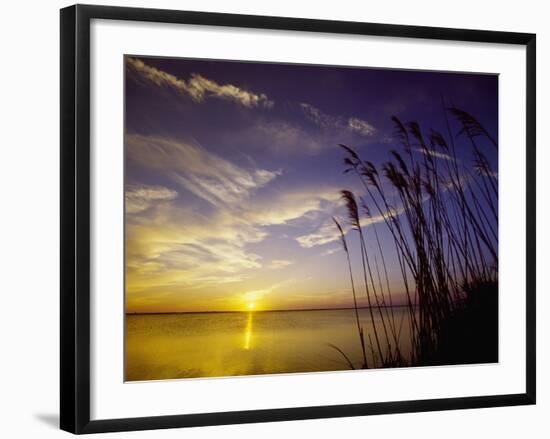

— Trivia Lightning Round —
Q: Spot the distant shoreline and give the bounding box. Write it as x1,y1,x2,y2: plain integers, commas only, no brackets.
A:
125,304,415,316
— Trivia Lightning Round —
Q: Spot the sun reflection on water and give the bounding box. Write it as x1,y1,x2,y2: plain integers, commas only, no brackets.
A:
243,312,253,350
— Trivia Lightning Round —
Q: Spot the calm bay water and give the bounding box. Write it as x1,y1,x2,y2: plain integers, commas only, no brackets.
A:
125,308,413,381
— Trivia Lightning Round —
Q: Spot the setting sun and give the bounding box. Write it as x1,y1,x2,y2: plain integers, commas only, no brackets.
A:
247,303,255,310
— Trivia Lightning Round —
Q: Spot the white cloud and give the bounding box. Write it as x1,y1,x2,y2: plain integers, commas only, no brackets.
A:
296,209,398,249
415,147,455,161
125,184,178,213
269,259,293,269
238,120,323,154
296,220,341,248
300,103,376,137
126,134,281,207
300,103,339,129
321,247,341,257
239,278,297,303
127,57,274,109
246,188,341,226
348,117,376,136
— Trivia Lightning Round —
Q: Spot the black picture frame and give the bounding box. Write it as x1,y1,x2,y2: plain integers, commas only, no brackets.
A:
60,4,536,434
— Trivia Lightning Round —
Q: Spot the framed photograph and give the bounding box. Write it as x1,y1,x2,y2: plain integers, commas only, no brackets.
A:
60,4,536,434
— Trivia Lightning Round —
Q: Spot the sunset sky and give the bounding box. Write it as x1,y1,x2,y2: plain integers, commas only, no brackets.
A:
124,56,498,313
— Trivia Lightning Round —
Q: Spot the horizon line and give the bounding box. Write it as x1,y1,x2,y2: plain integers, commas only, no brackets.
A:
125,304,413,316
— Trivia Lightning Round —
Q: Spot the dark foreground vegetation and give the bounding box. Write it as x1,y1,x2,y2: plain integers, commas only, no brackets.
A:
333,105,498,369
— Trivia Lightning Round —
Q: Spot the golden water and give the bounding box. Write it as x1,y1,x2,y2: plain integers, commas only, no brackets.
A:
125,308,413,381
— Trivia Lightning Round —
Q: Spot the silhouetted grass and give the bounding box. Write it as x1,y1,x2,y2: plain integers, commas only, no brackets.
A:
334,105,498,369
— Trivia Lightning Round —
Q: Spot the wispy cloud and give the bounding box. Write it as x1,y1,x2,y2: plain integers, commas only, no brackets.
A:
237,120,324,154
269,259,293,269
246,188,341,226
347,117,376,136
300,103,339,129
296,220,341,248
415,147,455,161
125,184,178,214
126,134,281,207
300,103,376,137
321,247,341,257
239,278,296,304
296,208,400,249
127,57,274,109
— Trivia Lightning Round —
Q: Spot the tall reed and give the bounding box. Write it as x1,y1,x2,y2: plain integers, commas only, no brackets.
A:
335,106,498,368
